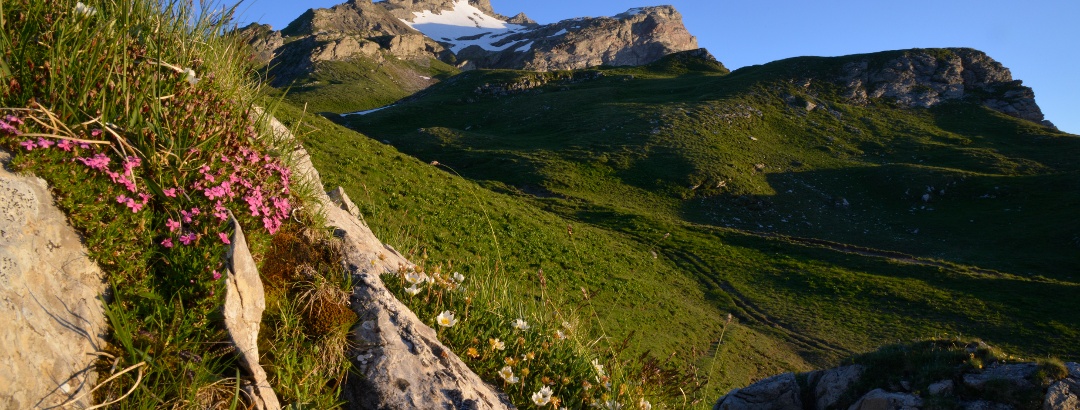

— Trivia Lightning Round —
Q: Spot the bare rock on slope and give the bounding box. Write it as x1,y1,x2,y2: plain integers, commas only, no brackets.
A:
262,112,512,409
223,214,281,410
713,372,802,410
838,48,1054,127
0,149,107,409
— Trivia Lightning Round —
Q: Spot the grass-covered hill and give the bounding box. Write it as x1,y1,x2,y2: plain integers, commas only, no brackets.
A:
298,47,1080,394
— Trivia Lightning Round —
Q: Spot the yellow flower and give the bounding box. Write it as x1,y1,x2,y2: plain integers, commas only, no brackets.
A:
465,347,479,358
489,338,506,351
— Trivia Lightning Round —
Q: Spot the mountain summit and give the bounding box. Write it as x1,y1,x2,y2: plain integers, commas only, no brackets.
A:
240,0,701,86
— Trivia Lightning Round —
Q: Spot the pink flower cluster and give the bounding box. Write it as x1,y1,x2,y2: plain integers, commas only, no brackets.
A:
189,146,292,234
0,115,22,135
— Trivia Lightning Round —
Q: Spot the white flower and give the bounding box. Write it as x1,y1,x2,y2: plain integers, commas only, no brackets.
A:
605,400,623,410
452,272,465,283
435,311,458,327
489,338,505,351
554,330,567,340
182,67,199,86
405,284,422,296
74,1,96,16
530,386,553,406
405,270,426,285
592,359,606,377
512,318,530,331
639,399,651,410
497,366,519,384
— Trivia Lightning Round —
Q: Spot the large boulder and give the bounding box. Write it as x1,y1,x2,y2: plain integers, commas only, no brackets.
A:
713,372,802,410
0,150,108,408
808,365,864,410
846,388,921,410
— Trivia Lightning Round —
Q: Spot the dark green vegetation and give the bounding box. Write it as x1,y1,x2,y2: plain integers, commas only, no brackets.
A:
294,49,1080,398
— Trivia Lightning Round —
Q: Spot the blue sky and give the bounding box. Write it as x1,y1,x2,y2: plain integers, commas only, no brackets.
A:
240,0,1078,134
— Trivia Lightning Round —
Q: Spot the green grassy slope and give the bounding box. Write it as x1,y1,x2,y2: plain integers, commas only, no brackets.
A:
324,50,1079,370
270,55,458,114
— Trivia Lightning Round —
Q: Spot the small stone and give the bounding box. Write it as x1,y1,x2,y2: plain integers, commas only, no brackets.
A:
928,379,954,395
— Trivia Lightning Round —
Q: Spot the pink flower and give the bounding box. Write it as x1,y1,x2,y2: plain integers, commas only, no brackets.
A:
19,140,36,150
212,270,222,280
179,233,197,245
36,138,55,149
4,114,22,125
76,153,111,171
77,142,90,149
116,195,129,204
180,209,193,223
0,120,21,135
161,238,174,248
90,129,102,137
57,139,74,151
218,232,231,245
166,219,181,232
163,188,177,197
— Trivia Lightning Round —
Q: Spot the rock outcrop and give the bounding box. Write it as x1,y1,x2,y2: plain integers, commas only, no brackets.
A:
0,149,108,408
713,372,802,410
223,214,281,410
712,359,1080,410
263,113,512,409
837,48,1054,128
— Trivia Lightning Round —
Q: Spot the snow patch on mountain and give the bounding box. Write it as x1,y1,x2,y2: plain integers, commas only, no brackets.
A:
402,0,532,53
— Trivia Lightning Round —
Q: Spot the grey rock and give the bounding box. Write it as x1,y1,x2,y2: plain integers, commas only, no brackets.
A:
713,372,802,410
847,388,921,410
962,400,1015,410
1043,377,1080,410
223,214,281,410
0,149,108,409
263,112,512,409
328,186,362,218
808,365,864,410
962,363,1038,390
928,379,954,395
1067,362,1080,379
837,48,1050,126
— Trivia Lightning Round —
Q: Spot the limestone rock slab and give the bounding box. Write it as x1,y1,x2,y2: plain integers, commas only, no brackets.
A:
0,149,107,409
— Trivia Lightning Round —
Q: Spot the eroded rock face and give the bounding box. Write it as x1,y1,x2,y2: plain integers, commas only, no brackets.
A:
0,150,107,409
837,48,1053,127
263,112,512,409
